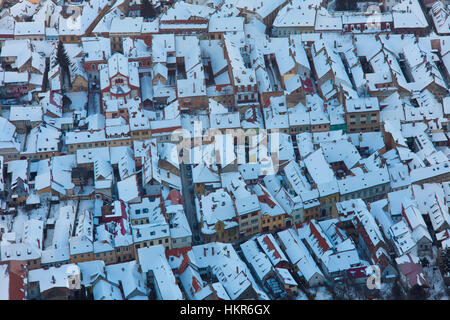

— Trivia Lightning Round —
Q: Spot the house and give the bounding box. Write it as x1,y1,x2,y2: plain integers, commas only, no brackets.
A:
131,203,171,246
100,53,140,102
166,204,193,249
78,260,107,297
27,264,82,300
344,96,380,133
277,228,325,286
240,238,276,283
81,37,111,82
352,209,398,281
0,261,27,300
137,245,184,300
105,260,148,300
395,253,429,290
92,279,123,300
117,174,141,204
298,219,365,281
275,267,298,297
234,0,289,27
223,175,262,237
272,0,318,36
412,184,450,233
197,188,240,243
256,233,290,269
401,204,433,256
191,242,267,300
69,210,94,264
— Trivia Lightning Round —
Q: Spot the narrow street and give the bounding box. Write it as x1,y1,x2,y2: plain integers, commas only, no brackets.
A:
179,163,201,244
87,82,101,116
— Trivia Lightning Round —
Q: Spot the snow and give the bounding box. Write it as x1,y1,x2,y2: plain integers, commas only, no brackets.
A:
0,264,9,300
295,289,309,300
311,286,333,300
423,247,449,300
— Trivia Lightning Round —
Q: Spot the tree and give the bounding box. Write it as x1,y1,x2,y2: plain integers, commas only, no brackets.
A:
407,284,428,300
56,41,70,72
391,280,405,300
141,0,157,19
444,248,450,274
56,41,71,87
335,0,357,11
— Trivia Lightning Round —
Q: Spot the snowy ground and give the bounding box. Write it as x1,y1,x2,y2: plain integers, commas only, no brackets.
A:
44,228,54,249
0,264,9,300
11,210,28,242
295,289,309,300
78,199,95,213
310,286,333,300
379,282,396,300
65,91,88,112
423,247,449,300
